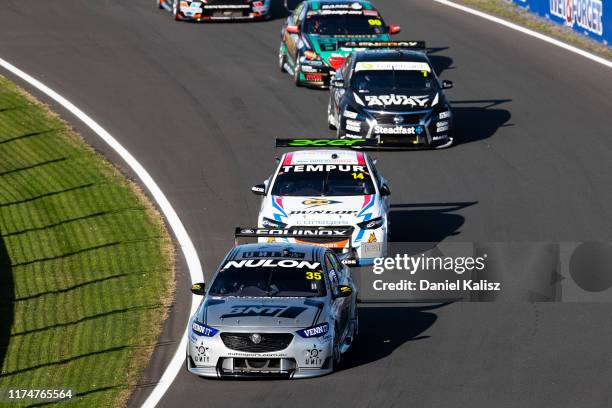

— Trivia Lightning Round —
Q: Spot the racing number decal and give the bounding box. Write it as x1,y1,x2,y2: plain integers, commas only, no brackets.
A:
368,19,382,26
352,172,364,180
306,271,322,280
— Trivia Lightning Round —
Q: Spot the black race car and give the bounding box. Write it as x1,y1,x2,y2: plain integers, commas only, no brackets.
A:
327,42,455,148
278,0,401,88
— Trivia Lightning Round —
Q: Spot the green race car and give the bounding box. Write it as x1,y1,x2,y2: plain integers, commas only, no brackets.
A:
278,0,401,88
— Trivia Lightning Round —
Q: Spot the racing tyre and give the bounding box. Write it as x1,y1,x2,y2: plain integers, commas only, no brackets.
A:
278,44,287,73
327,102,336,130
331,328,341,370
172,1,180,20
293,62,302,87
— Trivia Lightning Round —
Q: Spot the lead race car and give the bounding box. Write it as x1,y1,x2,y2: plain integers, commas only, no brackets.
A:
158,0,271,21
328,42,455,148
187,241,358,378
278,0,401,87
250,139,391,265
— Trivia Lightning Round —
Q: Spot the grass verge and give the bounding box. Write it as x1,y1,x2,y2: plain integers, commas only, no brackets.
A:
449,0,612,61
0,74,174,407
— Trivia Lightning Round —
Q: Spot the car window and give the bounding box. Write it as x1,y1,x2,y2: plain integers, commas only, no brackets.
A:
271,164,376,196
325,253,339,292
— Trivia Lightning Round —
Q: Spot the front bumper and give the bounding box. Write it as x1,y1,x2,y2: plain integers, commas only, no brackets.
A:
187,328,333,379
341,108,453,149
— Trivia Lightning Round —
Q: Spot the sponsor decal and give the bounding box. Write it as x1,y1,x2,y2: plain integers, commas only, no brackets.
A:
237,228,352,237
368,232,377,243
283,139,369,147
302,198,342,208
192,321,219,337
220,305,308,319
365,94,429,107
432,135,448,141
374,125,424,135
355,61,431,72
304,347,324,366
289,210,358,215
305,73,324,81
223,259,321,269
550,0,603,35
194,343,210,364
439,110,451,120
343,109,359,119
281,164,366,172
296,322,330,338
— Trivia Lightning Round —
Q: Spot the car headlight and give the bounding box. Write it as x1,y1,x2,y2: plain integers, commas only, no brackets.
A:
262,217,288,229
357,217,384,230
192,321,219,337
296,322,329,338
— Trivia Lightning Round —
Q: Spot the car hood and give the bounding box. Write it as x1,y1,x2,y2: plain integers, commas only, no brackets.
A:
203,296,324,328
262,195,379,226
354,90,439,112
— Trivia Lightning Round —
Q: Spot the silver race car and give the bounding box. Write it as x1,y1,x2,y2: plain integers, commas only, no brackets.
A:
187,241,358,378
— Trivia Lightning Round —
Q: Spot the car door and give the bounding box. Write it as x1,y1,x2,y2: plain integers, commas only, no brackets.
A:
283,2,305,67
330,55,352,123
325,252,350,339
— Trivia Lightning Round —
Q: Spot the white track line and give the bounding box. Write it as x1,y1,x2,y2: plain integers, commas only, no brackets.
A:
432,0,612,68
0,57,203,408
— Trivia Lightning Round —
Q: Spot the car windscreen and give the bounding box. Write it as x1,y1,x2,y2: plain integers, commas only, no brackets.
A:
208,261,327,297
353,69,436,92
271,164,376,196
305,15,386,36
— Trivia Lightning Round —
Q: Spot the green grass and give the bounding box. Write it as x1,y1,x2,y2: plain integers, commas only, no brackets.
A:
451,0,612,60
0,75,174,407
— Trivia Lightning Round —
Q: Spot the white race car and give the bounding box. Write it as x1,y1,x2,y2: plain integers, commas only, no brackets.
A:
251,146,390,264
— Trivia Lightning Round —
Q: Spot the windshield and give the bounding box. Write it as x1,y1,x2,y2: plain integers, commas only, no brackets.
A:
271,164,376,196
305,15,386,36
208,262,327,297
353,69,436,92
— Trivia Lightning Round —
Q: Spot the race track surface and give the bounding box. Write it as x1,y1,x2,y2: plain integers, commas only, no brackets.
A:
1,1,612,407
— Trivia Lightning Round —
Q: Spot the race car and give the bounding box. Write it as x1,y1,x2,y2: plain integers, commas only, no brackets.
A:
327,42,455,148
187,242,358,378
158,0,271,21
250,141,390,264
278,0,401,88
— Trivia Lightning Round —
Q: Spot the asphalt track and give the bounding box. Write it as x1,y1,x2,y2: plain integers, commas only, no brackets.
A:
1,1,612,407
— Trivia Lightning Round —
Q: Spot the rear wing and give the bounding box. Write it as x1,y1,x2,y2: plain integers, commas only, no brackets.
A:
275,138,379,148
234,226,358,264
337,41,426,51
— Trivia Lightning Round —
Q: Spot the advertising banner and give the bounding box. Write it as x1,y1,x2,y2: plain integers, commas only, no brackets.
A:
512,0,610,45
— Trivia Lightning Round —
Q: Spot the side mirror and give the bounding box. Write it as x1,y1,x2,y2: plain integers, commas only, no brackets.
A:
251,184,266,195
380,184,391,196
442,80,454,89
330,78,345,88
286,25,299,34
337,285,353,298
388,24,401,35
191,282,206,296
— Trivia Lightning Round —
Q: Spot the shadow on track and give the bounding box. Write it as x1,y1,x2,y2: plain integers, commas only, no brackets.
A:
389,201,477,243
452,99,512,145
0,232,14,373
341,304,448,370
427,47,454,76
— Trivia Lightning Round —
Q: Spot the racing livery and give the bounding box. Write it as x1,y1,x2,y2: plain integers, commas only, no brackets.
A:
159,0,271,21
187,242,358,378
328,43,455,148
278,0,401,87
251,147,390,264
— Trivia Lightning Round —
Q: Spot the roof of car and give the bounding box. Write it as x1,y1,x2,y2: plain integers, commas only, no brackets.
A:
226,243,324,262
281,150,367,166
353,49,430,63
305,0,377,11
